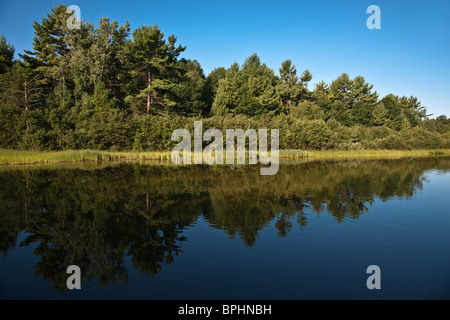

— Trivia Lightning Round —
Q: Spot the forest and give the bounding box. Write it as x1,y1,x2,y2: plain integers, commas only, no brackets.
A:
1,4,449,152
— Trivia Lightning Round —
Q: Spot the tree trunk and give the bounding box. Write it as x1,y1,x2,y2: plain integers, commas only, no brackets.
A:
147,71,151,114
24,81,29,130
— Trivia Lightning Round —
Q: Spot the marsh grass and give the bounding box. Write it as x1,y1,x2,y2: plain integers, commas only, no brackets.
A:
0,149,173,165
1,149,449,165
278,149,450,159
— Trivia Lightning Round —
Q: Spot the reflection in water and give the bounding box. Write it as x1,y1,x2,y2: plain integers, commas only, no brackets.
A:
0,157,449,292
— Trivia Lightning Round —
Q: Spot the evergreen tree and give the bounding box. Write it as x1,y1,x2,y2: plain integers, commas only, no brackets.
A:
236,54,281,116
202,67,226,114
210,63,240,116
172,59,206,116
20,4,71,90
399,95,430,122
299,69,313,88
372,103,390,126
351,76,378,105
276,59,305,108
211,55,281,117
329,73,353,105
0,35,15,74
88,18,130,102
290,101,324,120
126,25,185,114
314,81,329,96
351,101,373,126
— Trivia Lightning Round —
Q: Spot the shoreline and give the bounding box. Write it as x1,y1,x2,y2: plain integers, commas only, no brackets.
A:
1,149,449,166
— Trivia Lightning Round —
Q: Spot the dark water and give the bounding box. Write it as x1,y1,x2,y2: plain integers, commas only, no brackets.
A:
0,157,449,299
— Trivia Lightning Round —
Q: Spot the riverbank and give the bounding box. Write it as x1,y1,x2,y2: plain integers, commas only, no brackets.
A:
1,149,450,165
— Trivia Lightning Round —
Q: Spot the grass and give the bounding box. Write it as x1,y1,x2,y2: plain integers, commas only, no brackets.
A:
278,149,450,159
0,149,173,165
1,148,449,165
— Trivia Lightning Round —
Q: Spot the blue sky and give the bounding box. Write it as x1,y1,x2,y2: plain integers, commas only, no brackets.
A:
1,0,449,117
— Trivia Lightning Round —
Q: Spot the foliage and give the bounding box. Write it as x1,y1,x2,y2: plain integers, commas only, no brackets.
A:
0,5,448,152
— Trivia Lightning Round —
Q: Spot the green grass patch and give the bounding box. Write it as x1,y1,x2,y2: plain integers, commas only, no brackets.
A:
1,149,449,165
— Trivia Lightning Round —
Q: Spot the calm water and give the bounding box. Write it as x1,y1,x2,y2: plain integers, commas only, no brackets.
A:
0,157,449,299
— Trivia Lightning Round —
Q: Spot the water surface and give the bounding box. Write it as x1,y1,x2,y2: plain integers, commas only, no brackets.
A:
0,157,449,299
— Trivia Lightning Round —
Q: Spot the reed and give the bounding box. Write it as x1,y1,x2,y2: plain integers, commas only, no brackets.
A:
1,149,449,165
279,149,450,159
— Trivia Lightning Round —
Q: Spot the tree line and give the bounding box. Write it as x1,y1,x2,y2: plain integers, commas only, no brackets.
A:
0,4,449,151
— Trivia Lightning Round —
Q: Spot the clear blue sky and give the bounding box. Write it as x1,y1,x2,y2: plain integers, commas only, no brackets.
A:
1,0,449,117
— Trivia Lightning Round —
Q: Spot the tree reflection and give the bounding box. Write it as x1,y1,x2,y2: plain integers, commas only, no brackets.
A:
0,156,448,290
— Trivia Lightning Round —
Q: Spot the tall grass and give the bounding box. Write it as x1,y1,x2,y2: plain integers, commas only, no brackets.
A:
0,149,173,165
279,149,450,159
1,149,449,165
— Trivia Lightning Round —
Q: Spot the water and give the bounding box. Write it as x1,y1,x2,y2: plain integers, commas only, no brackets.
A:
0,157,449,299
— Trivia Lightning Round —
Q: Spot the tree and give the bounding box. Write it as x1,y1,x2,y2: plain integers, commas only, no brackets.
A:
20,4,71,90
390,111,411,131
211,55,281,117
276,59,305,108
289,101,324,120
126,25,185,114
237,54,281,116
172,58,206,116
351,101,373,126
202,67,226,115
0,35,15,74
329,73,377,107
372,103,389,126
314,81,329,96
351,76,378,105
398,95,430,122
210,63,240,116
299,69,312,88
87,18,130,102
329,73,353,105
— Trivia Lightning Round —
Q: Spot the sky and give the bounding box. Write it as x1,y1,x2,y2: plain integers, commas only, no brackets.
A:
0,0,449,117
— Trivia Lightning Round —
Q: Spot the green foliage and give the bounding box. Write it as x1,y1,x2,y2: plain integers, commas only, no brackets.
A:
126,24,185,114
276,60,307,108
172,59,206,116
0,5,447,152
211,54,281,117
372,103,390,126
201,67,226,115
314,81,329,96
289,101,324,120
0,35,15,74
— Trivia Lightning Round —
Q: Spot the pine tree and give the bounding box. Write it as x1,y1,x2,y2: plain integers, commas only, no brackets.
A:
126,25,185,114
299,69,312,88
0,35,15,74
237,54,281,116
20,4,71,88
210,63,240,116
329,73,353,105
172,58,206,116
351,76,378,105
88,18,130,101
314,81,329,95
372,103,389,126
276,59,305,108
211,55,281,117
202,67,226,114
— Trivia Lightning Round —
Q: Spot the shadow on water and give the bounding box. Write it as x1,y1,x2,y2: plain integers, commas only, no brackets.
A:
0,156,449,292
